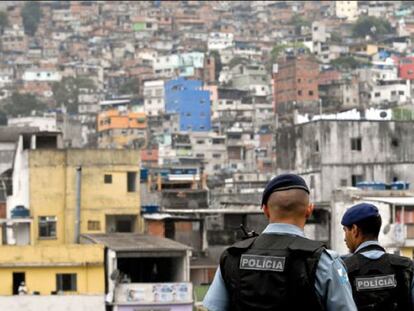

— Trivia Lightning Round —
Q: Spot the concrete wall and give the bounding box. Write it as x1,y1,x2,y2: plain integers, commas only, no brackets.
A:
0,295,104,311
277,120,414,202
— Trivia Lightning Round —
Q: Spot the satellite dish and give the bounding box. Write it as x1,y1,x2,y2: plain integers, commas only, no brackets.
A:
379,111,388,118
383,223,391,234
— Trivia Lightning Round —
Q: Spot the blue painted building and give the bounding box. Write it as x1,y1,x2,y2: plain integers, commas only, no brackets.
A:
165,77,211,132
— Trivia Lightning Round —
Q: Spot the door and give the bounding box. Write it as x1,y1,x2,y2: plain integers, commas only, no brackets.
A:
12,272,25,295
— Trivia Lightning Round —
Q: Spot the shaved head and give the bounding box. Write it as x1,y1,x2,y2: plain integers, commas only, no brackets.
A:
266,189,310,219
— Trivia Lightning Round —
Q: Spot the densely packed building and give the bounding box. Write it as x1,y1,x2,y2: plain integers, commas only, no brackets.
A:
2,1,414,309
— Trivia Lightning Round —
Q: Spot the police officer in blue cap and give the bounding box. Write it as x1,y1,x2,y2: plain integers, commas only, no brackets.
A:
341,202,414,310
203,173,357,311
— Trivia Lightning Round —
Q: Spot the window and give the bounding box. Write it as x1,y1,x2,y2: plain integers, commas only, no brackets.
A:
399,91,404,95
39,216,57,238
88,221,101,231
104,174,112,184
196,153,204,158
352,174,363,187
391,91,396,96
351,138,362,151
127,172,137,192
56,274,77,292
213,153,221,158
391,138,399,147
298,90,302,96
196,140,205,144
375,92,380,97
308,90,314,96
340,179,348,187
314,140,319,152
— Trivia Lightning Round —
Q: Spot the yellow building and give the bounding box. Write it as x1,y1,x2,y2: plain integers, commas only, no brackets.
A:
0,244,104,295
0,132,142,297
29,148,142,245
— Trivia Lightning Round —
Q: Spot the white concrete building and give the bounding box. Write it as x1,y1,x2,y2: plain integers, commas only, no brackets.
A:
369,80,411,106
153,52,204,77
190,132,227,174
277,119,414,203
8,116,58,132
143,80,165,116
22,70,62,82
207,32,234,51
335,1,358,21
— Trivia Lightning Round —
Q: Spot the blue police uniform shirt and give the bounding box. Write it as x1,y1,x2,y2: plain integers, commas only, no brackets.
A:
353,240,414,307
203,223,357,311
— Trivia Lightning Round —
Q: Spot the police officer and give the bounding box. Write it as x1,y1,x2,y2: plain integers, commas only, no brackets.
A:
203,173,357,311
341,202,414,310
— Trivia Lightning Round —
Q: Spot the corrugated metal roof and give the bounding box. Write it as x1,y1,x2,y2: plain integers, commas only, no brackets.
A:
81,233,192,252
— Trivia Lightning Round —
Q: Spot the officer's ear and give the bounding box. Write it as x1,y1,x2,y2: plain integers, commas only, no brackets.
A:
305,203,314,219
263,204,270,219
351,224,360,237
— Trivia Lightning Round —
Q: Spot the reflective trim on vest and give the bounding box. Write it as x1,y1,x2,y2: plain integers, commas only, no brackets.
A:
355,274,397,291
239,254,285,272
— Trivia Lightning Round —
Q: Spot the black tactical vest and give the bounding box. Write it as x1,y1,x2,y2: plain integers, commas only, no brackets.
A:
219,233,326,311
344,244,414,311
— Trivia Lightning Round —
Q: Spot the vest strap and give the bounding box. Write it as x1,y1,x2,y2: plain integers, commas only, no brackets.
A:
355,243,385,255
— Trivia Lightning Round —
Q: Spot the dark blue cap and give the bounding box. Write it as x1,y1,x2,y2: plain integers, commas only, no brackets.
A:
261,173,310,206
341,203,380,226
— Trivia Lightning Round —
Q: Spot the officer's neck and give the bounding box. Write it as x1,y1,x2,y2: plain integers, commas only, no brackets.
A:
268,217,305,229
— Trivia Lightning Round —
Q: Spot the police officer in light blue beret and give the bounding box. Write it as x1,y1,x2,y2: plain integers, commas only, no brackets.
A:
341,202,414,310
203,173,357,311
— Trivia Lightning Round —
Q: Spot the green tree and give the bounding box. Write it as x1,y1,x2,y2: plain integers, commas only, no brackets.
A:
21,1,42,36
352,16,394,39
270,42,309,63
330,32,342,43
119,77,140,95
0,11,8,35
52,77,96,113
3,93,46,117
289,14,311,35
331,56,371,70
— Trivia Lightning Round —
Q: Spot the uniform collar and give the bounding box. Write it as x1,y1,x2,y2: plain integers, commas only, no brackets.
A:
262,223,305,237
354,240,381,254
